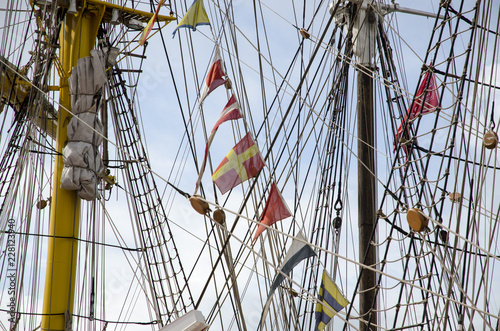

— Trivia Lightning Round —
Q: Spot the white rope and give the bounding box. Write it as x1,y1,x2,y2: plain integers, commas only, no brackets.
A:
192,195,500,322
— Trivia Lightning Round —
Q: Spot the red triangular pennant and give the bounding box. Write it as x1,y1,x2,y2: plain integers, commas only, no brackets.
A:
211,94,241,132
394,69,439,154
199,48,226,106
253,182,291,242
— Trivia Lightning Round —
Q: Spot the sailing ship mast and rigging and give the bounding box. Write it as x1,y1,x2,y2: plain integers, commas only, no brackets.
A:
0,0,499,330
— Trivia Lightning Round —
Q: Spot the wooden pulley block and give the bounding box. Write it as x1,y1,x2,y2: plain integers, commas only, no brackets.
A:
439,228,448,242
483,130,498,149
299,28,310,39
213,208,226,224
189,195,211,215
333,216,342,229
288,287,299,297
406,208,428,232
224,79,232,90
36,197,51,209
448,192,462,203
36,200,47,209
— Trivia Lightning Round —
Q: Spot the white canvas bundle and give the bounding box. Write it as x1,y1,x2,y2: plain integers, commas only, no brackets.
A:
67,108,103,146
61,142,104,200
60,50,106,200
69,50,106,114
60,167,101,201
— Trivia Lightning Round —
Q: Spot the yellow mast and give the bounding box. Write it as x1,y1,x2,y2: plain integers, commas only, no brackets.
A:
39,2,174,329
40,7,102,331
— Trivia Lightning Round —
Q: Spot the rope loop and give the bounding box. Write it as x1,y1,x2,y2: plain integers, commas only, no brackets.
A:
334,198,343,212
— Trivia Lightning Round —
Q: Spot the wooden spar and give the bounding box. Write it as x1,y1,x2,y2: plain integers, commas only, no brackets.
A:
85,0,175,23
0,57,58,139
216,224,248,331
357,65,377,331
353,2,378,330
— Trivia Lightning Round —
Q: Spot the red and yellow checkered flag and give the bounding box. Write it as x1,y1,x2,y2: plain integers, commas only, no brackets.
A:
212,133,264,194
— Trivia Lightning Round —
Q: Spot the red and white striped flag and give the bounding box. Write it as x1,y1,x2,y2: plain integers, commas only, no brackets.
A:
198,47,226,107
194,94,242,194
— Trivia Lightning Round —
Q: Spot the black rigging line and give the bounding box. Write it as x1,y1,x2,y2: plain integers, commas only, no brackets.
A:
0,308,158,325
0,230,142,252
195,25,305,313
195,5,338,312
182,2,259,326
155,11,202,201
410,2,474,325
296,29,351,331
367,2,493,328
370,218,500,259
413,145,500,170
229,0,342,263
426,2,483,324
447,4,500,37
0,6,62,216
433,67,500,90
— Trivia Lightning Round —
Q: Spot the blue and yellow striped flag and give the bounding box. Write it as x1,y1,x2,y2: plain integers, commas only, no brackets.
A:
172,0,210,37
315,269,349,330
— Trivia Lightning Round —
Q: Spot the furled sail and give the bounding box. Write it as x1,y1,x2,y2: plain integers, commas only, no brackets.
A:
60,50,106,200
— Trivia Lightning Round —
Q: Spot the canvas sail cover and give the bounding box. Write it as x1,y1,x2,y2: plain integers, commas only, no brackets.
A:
60,50,106,200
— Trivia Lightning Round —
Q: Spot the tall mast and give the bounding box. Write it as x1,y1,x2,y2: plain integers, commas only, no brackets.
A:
40,6,103,330
337,1,442,329
357,70,377,330
38,2,174,329
330,1,378,328
328,1,380,329
352,2,378,330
